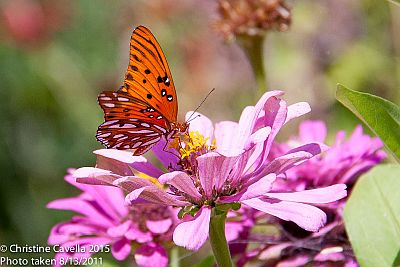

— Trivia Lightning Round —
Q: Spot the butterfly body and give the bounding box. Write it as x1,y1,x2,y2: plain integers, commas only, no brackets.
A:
96,26,187,155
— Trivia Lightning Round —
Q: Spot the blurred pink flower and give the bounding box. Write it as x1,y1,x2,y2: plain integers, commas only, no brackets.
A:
273,120,386,191
235,121,385,266
1,0,70,47
75,91,347,252
48,169,175,267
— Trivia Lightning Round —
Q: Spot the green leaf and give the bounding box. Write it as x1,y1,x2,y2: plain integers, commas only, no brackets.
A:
344,164,400,267
393,250,400,266
336,84,400,161
178,205,199,219
215,202,241,212
194,255,215,267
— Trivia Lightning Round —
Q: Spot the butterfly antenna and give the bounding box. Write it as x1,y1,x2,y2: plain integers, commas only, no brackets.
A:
186,88,215,122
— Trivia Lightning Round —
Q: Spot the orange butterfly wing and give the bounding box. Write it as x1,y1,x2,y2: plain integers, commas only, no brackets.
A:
96,25,179,155
122,25,178,122
96,91,167,154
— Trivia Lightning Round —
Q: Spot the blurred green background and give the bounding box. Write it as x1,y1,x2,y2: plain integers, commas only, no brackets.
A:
0,0,398,265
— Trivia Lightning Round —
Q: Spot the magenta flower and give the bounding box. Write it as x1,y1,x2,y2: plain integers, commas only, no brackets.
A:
48,168,176,267
236,121,385,266
75,91,347,253
273,120,386,190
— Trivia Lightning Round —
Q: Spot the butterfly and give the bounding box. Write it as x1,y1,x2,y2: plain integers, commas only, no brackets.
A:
96,25,188,155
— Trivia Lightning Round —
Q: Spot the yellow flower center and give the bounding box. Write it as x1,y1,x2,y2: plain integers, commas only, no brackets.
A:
180,131,216,159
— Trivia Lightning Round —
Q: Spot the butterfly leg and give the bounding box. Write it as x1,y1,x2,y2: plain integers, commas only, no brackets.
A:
161,134,181,160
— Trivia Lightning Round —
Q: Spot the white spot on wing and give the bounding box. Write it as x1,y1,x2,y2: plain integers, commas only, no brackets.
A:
146,133,160,137
97,133,111,138
104,103,115,108
121,124,137,128
132,142,142,148
153,125,167,134
133,130,154,134
102,120,118,126
141,123,150,128
142,137,161,146
118,97,129,102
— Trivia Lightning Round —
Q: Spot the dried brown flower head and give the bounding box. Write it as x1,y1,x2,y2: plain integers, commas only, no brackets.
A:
214,0,291,41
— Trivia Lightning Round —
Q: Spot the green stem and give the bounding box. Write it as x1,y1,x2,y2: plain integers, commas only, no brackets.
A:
170,246,180,267
209,208,233,267
237,34,267,97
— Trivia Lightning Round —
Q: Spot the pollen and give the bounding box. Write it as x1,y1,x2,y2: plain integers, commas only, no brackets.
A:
180,131,216,159
136,172,163,189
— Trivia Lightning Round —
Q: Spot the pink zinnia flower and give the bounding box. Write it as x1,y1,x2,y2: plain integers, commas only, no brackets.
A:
273,120,386,190
236,121,385,266
48,168,177,267
75,91,347,252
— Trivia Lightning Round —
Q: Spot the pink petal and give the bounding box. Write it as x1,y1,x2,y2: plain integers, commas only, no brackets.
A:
254,142,327,179
339,160,377,184
251,94,287,171
186,111,214,142
146,219,173,234
74,167,121,186
235,106,257,149
254,91,285,113
245,126,271,149
91,186,128,219
311,221,339,238
216,91,285,158
135,243,168,267
284,102,311,125
220,174,276,203
258,243,292,260
277,255,310,267
173,206,211,250
197,152,239,197
225,221,244,242
65,172,128,220
94,149,163,178
47,198,113,228
314,247,345,262
123,185,189,207
266,184,347,204
215,121,239,154
111,238,131,261
242,198,327,232
158,171,202,202
107,221,132,238
125,224,152,242
237,92,283,152
113,176,155,192
345,259,359,267
48,222,100,244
